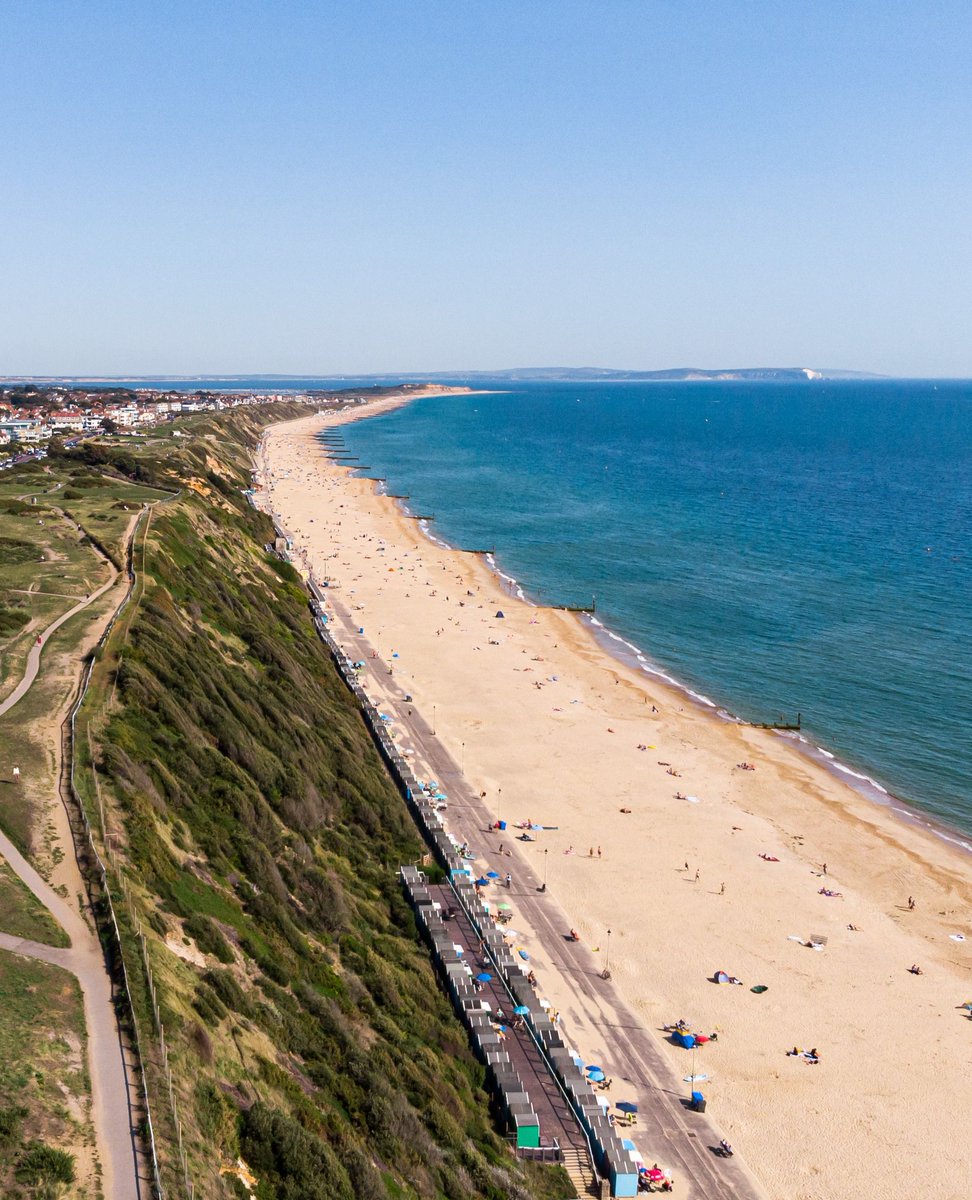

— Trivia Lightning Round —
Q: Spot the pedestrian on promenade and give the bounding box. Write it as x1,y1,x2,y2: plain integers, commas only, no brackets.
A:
505,872,512,888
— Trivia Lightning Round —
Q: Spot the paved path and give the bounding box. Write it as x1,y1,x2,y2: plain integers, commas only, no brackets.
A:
0,547,115,720
0,834,141,1199
324,588,767,1200
0,512,143,1199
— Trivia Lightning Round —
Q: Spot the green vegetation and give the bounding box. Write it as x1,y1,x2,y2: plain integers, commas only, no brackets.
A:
0,862,69,947
69,406,570,1199
0,952,91,1198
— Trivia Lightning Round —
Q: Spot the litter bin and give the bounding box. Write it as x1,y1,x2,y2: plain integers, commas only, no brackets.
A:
691,1091,706,1113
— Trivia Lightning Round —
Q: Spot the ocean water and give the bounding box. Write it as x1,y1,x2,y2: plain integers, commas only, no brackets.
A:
335,381,972,843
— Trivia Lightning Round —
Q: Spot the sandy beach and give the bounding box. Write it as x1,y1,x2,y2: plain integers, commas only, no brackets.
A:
257,395,972,1200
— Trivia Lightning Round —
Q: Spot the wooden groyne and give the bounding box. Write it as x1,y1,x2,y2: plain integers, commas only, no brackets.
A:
751,712,801,731
561,598,597,614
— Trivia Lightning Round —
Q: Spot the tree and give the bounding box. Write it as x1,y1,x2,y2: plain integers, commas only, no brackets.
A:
101,416,119,434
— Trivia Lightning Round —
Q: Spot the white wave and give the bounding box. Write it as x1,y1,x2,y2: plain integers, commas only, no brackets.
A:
831,761,890,794
582,615,718,707
484,554,528,602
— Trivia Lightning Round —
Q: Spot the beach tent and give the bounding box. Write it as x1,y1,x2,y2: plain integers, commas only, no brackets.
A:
495,610,505,618
715,969,730,984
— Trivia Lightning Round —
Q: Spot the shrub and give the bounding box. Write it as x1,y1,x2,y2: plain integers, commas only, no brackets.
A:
15,1141,75,1185
184,913,234,963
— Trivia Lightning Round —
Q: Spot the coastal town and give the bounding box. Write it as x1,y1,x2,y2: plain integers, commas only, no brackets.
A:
0,382,359,459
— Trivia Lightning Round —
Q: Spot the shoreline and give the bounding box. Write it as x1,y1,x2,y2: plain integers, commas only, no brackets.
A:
368,456,972,861
258,397,972,1200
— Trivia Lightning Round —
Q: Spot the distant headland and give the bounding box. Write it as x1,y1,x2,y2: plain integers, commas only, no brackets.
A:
3,366,884,386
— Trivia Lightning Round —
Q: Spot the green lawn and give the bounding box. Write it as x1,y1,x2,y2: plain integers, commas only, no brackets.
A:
0,949,92,1197
0,475,114,698
0,860,69,948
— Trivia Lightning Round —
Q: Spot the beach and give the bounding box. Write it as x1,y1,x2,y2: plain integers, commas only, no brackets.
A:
257,396,972,1200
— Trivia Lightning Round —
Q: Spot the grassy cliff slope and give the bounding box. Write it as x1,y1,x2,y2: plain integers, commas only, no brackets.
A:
69,409,568,1200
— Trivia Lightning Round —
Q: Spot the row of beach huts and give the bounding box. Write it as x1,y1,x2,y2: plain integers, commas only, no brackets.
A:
304,580,647,1197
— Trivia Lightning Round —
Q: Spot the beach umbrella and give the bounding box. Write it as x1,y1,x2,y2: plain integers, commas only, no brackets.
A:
588,1069,605,1082
616,1101,638,1113
486,870,500,879
586,1064,603,1072
476,972,492,983
475,877,489,887
513,1005,529,1015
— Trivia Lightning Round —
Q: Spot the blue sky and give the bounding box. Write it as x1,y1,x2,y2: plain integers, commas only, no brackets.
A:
2,1,970,376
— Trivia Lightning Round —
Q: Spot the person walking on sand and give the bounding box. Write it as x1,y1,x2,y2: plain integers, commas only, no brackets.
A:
908,895,916,910
694,868,700,883
720,882,725,895
505,872,512,889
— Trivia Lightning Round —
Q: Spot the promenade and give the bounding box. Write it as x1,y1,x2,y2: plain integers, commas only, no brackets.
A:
318,579,765,1200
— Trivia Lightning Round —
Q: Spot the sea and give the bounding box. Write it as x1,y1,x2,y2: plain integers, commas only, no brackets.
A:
335,380,972,848
101,376,972,845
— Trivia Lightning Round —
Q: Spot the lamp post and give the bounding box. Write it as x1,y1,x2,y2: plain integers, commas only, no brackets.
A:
601,928,612,980
540,848,548,893
433,704,436,735
461,741,465,773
